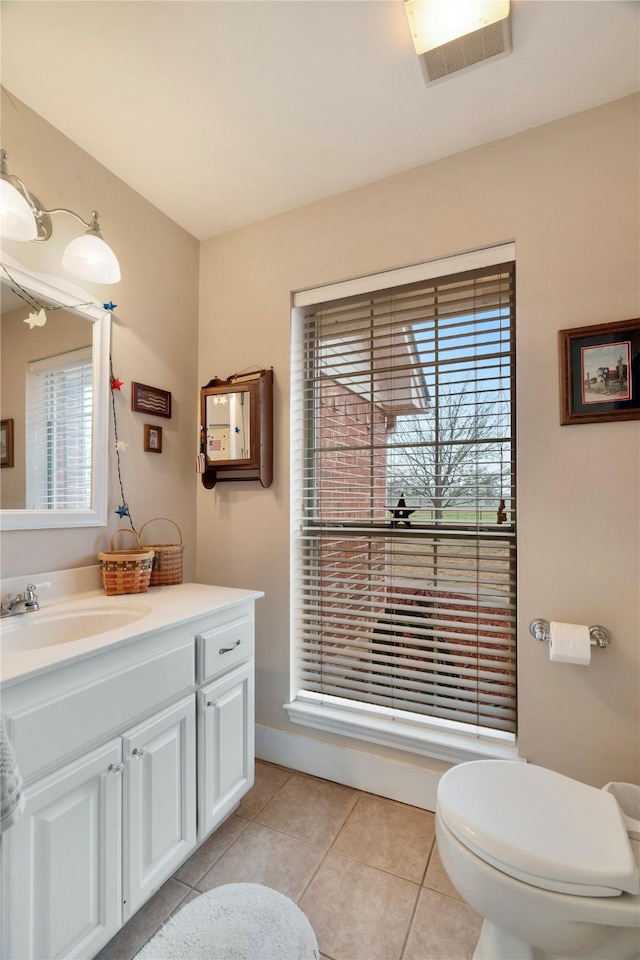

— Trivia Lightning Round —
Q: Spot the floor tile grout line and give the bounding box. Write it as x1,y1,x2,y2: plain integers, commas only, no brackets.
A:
398,878,424,960
294,843,332,906
100,881,192,960
159,883,191,930
319,846,431,886
158,769,449,951
328,791,363,852
180,767,296,889
237,767,295,821
235,816,336,852
234,795,439,887
173,817,251,889
420,834,436,886
116,764,466,960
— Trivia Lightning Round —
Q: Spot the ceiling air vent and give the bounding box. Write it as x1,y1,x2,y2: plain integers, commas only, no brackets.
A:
421,17,511,81
404,1,512,85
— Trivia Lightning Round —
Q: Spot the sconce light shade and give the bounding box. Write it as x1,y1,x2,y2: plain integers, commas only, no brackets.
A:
0,176,38,241
62,232,121,284
0,150,121,284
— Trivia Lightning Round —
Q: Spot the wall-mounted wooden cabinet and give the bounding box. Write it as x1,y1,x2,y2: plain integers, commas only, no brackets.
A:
200,369,273,488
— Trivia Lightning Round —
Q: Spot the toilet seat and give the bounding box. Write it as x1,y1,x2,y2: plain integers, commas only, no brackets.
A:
437,760,640,898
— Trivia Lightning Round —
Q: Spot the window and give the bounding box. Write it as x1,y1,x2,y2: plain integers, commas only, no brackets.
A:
26,346,93,510
288,247,516,759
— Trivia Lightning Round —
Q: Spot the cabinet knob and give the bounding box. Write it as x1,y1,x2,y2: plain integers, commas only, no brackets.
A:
108,762,124,775
206,700,214,707
219,638,241,655
132,748,146,758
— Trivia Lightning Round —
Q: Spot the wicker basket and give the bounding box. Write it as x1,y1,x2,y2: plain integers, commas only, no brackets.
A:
98,529,155,596
139,518,184,587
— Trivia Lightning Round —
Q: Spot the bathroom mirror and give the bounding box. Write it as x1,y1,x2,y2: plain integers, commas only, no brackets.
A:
200,369,273,487
204,390,252,462
0,256,111,529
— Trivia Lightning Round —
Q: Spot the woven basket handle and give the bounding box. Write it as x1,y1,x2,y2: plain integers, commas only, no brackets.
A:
139,517,183,546
110,528,142,551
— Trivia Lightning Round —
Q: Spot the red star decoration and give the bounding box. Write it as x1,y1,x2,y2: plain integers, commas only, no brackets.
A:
111,377,124,391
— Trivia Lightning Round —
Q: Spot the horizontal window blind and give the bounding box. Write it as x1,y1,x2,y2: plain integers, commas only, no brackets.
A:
293,261,516,735
26,347,93,510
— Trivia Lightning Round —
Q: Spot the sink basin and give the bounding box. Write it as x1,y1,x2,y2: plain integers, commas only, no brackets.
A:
0,602,151,653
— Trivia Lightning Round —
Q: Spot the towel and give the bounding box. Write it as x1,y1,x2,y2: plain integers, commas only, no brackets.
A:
0,715,25,833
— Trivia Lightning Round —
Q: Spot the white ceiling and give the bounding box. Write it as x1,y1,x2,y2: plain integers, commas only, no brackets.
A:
1,1,639,240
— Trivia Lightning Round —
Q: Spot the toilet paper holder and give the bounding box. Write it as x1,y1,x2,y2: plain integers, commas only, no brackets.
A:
529,620,611,648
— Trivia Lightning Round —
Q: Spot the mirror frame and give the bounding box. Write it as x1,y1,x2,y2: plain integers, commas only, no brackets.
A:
1,256,111,529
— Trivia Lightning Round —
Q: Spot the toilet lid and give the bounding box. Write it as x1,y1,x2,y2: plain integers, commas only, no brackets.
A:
437,761,640,897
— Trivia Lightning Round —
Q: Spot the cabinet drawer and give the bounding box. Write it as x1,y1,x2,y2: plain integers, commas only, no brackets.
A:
8,640,195,783
196,617,254,683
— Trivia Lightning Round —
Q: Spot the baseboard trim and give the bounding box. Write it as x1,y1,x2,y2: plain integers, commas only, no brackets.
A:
255,723,445,811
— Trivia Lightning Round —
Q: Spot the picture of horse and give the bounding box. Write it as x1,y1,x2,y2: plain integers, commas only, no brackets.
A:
581,340,631,404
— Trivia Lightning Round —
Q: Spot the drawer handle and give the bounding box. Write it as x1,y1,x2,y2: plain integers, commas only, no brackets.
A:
108,762,124,775
132,748,146,758
219,638,241,655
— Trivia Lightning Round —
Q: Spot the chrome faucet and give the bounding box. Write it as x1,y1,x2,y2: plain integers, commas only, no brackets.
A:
0,584,40,618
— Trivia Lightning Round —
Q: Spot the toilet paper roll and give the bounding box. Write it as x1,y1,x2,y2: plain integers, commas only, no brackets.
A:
549,621,591,665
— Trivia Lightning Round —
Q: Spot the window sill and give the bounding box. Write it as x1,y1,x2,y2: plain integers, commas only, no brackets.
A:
283,697,521,765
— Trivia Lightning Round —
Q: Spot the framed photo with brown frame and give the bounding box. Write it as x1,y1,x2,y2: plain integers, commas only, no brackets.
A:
0,419,14,468
144,424,163,454
559,318,640,425
131,382,172,419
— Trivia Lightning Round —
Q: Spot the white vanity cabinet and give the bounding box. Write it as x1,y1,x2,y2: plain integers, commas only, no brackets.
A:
0,587,259,960
122,695,197,920
196,609,255,839
3,739,123,960
198,661,254,839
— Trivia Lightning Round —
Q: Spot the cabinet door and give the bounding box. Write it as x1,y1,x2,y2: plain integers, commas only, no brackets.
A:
198,660,254,839
1,739,122,960
122,695,196,920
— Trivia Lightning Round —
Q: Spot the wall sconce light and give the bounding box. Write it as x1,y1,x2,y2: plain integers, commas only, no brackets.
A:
404,0,512,83
0,150,121,284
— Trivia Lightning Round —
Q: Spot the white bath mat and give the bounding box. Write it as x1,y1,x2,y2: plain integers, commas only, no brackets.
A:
133,883,319,960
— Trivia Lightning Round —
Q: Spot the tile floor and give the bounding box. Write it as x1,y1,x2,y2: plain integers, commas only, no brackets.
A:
97,761,482,960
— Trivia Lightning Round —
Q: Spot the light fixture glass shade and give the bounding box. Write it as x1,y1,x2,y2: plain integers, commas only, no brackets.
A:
62,233,121,284
405,0,510,55
0,177,38,240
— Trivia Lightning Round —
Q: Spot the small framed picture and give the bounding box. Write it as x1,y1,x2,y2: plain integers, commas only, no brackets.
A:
0,419,14,468
144,424,163,454
559,318,640,425
132,382,172,419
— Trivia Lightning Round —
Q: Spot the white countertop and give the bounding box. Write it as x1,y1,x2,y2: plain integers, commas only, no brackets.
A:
0,579,263,687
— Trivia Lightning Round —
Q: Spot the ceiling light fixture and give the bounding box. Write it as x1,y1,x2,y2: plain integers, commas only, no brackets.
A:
0,150,121,284
404,0,512,83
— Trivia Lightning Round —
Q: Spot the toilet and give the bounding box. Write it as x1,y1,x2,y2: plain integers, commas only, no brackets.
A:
435,760,640,960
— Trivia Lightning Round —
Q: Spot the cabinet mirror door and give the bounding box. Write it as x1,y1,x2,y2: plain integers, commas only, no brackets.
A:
200,369,272,487
204,388,254,464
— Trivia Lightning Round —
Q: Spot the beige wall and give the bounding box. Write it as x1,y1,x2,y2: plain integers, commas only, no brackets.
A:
2,90,637,788
198,95,640,787
0,92,200,579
